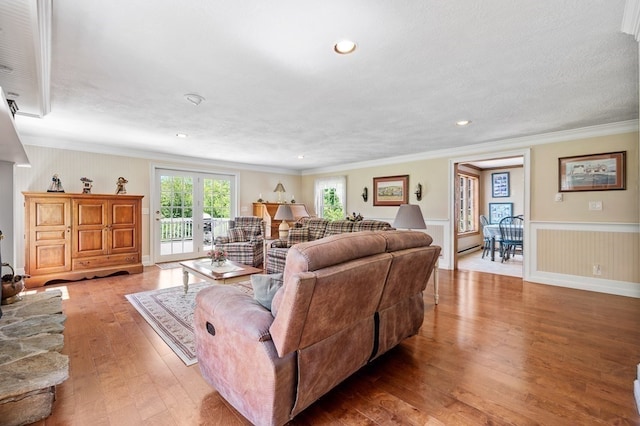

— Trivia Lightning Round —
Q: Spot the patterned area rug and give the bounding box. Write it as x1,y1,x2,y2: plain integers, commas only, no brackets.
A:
126,281,253,365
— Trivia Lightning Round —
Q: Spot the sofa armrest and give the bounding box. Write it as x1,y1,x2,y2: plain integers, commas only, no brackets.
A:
195,285,274,342
271,239,288,248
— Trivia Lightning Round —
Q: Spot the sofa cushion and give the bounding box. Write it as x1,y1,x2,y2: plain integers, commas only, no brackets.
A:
251,273,284,311
228,228,247,243
323,220,354,237
352,220,393,232
287,228,309,247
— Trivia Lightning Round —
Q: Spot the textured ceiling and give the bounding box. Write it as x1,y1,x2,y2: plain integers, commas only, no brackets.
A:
1,0,638,172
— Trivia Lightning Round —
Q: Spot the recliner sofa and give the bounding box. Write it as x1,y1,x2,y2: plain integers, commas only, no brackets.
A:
194,230,441,426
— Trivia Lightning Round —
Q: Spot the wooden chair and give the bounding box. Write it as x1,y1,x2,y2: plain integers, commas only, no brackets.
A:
498,216,523,262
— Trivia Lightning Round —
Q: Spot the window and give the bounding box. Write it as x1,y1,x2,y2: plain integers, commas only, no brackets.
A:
314,176,346,220
458,172,478,233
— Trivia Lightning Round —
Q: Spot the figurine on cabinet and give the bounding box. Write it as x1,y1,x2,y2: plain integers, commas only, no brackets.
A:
116,176,128,194
47,174,65,192
80,177,93,194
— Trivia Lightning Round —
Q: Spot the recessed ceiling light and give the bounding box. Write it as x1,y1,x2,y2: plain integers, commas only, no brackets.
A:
176,133,188,138
456,120,472,126
184,93,205,106
297,155,304,159
334,40,356,54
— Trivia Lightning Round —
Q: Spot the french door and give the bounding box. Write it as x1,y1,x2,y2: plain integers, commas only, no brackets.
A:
153,168,234,263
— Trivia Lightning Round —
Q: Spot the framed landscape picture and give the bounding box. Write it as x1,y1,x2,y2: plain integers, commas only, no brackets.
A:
558,151,626,192
491,172,510,197
489,202,513,224
373,175,409,206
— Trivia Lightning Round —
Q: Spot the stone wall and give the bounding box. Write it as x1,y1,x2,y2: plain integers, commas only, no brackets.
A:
0,290,69,426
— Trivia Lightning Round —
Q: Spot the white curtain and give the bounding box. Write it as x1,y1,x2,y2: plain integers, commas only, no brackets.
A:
314,176,346,218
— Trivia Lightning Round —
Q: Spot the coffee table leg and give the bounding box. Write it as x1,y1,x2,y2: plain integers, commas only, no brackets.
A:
182,268,189,295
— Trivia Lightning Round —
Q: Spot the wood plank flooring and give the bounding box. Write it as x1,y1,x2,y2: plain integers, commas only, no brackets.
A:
29,266,640,425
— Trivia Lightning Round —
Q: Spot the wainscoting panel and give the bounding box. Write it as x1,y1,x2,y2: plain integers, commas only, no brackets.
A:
530,222,640,298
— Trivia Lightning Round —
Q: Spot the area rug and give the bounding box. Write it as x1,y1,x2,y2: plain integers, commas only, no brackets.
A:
125,281,253,365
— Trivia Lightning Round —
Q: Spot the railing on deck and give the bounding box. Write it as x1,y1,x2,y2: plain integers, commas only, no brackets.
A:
160,218,230,242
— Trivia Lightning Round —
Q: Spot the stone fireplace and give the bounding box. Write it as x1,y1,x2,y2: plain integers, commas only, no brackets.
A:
0,289,69,426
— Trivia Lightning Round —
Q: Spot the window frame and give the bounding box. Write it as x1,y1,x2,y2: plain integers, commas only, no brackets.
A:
457,171,479,235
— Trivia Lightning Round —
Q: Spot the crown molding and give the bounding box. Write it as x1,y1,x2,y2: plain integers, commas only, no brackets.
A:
301,120,639,175
622,0,640,41
21,134,301,176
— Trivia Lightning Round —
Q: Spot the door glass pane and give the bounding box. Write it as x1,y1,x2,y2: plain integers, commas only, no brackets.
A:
160,175,194,256
202,178,232,251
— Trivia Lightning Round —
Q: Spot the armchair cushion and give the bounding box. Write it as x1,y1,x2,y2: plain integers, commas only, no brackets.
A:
228,228,247,243
251,273,284,311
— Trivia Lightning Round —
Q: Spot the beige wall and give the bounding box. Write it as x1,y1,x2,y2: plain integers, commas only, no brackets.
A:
13,145,299,267
11,129,640,295
531,132,638,223
300,159,449,221
482,166,524,218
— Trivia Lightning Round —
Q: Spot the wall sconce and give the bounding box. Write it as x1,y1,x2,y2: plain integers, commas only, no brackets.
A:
362,187,368,202
414,183,423,201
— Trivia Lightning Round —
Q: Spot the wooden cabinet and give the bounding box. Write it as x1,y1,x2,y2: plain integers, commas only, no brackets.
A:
252,203,310,238
24,193,143,288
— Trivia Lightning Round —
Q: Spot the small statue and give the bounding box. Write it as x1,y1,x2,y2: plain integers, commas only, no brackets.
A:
47,174,65,192
116,176,128,194
80,177,93,194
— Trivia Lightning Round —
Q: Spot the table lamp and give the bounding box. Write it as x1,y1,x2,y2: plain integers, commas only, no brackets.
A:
273,182,286,203
393,204,426,230
274,204,295,239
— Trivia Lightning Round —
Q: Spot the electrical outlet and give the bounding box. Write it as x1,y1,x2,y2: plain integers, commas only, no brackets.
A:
593,264,602,276
555,193,563,202
588,201,603,211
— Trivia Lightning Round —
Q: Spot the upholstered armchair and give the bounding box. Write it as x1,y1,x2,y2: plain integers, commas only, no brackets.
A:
213,216,265,267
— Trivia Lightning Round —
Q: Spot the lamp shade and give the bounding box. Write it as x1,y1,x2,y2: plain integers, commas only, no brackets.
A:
273,182,286,193
393,204,426,230
274,204,294,221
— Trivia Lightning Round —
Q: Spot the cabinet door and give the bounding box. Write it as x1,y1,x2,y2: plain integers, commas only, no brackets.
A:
26,197,72,275
73,199,109,258
109,199,139,254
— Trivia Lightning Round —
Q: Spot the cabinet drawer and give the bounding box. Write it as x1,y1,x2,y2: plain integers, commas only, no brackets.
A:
72,253,139,270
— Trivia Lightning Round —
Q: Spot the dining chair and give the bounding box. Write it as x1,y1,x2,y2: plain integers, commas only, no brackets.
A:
498,216,523,262
480,215,492,259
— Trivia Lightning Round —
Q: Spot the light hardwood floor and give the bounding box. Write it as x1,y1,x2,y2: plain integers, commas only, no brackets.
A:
29,265,640,425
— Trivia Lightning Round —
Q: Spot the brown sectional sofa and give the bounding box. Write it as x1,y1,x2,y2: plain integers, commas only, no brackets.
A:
265,217,394,273
194,230,441,426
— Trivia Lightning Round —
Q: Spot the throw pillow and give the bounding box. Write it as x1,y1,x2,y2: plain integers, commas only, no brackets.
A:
228,228,247,243
287,227,309,247
244,224,262,237
251,273,284,311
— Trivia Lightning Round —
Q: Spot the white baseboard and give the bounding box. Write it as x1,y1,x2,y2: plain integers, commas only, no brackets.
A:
526,270,640,298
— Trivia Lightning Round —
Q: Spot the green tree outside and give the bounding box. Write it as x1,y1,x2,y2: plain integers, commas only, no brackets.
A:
323,187,344,220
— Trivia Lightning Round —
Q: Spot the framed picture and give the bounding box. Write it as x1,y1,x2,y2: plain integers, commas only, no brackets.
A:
489,202,513,224
559,151,626,192
373,175,409,206
491,172,510,198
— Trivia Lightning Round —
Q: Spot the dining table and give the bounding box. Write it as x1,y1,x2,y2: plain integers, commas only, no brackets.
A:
483,224,523,261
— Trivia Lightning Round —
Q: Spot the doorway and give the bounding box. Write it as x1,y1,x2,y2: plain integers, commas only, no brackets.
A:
153,168,235,263
450,151,529,278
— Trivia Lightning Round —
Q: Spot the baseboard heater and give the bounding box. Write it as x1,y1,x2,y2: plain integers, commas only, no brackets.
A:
457,245,480,254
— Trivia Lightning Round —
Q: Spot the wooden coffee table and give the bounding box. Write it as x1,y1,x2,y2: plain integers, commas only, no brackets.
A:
180,259,262,294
